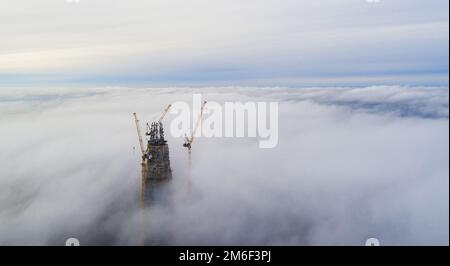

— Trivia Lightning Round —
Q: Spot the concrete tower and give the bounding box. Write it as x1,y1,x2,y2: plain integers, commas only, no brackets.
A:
142,122,172,204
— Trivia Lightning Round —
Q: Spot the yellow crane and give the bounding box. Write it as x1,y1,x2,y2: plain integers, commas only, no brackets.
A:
132,112,147,245
183,100,207,151
146,104,172,134
133,112,147,161
159,104,172,123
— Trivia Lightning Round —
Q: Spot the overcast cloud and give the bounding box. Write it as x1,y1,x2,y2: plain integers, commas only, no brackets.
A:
0,0,448,86
0,86,448,245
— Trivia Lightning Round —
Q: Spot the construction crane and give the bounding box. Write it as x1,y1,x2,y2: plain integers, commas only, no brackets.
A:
146,104,172,134
158,104,172,123
183,100,207,151
133,112,148,246
133,112,147,161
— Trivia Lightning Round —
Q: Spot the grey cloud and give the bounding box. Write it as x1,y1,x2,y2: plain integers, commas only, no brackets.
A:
0,1,447,85
0,86,448,245
224,86,449,119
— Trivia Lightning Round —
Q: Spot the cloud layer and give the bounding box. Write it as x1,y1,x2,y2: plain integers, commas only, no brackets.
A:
0,0,448,86
0,86,448,245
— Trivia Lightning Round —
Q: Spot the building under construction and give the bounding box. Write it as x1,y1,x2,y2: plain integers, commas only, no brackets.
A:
133,101,207,206
144,121,172,182
133,106,173,205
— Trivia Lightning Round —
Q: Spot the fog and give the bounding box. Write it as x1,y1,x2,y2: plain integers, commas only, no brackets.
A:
0,86,448,245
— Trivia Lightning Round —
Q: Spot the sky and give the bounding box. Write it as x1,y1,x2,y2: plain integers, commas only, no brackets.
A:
0,0,448,87
0,85,448,245
0,0,448,246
